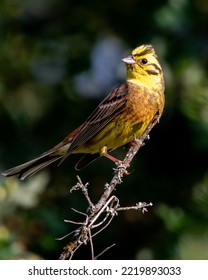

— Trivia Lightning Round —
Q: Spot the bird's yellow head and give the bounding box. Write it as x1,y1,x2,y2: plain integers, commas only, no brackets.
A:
122,45,164,88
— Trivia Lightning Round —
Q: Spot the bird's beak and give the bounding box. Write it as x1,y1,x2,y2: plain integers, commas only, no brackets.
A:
122,55,136,65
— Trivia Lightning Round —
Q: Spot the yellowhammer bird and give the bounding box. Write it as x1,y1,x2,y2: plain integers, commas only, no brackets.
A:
2,44,165,180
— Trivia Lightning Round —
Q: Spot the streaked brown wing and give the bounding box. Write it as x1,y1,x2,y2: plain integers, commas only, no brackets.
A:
62,82,129,160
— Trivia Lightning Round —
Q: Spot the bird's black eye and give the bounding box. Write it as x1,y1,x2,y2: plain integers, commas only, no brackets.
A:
141,58,148,64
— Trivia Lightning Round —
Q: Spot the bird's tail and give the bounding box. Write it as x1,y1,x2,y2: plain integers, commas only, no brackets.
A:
2,149,65,180
2,127,81,180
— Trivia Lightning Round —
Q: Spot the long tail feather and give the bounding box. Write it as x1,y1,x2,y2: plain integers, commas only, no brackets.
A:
2,152,63,180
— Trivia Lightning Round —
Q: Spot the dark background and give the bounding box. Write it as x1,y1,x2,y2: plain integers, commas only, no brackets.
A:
1,0,208,260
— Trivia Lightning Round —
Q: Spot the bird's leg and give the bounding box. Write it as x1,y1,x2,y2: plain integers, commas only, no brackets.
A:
100,146,122,164
100,146,129,175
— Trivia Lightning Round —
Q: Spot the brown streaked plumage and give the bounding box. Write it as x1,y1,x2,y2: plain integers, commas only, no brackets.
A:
2,44,165,180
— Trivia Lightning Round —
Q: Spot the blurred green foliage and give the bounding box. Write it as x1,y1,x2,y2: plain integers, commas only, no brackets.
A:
1,0,208,259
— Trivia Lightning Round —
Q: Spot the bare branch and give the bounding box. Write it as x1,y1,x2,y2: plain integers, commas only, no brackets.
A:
95,244,116,260
89,229,95,260
71,176,94,208
117,202,153,213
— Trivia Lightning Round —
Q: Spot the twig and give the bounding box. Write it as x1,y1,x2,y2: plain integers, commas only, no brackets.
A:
95,243,116,260
117,202,153,214
71,176,94,208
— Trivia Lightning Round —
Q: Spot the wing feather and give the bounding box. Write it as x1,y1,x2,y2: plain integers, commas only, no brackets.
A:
61,82,129,161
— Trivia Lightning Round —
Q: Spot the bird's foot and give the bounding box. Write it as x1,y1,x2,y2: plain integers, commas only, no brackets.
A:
100,146,129,175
